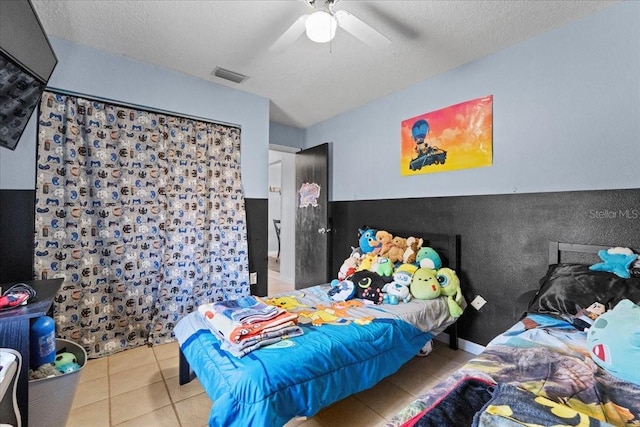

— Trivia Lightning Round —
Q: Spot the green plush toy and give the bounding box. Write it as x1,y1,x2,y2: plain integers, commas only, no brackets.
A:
437,267,463,318
415,247,442,269
409,268,441,300
374,257,394,277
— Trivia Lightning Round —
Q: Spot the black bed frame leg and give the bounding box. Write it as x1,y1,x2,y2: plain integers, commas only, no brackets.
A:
179,347,196,385
448,323,459,351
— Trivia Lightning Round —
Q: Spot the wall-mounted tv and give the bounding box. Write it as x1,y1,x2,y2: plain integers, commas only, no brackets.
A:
0,0,57,151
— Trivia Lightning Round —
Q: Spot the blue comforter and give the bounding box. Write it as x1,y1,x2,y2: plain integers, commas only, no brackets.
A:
175,285,459,427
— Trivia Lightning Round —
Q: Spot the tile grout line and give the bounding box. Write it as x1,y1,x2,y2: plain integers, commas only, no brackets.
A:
107,348,172,426
155,347,184,427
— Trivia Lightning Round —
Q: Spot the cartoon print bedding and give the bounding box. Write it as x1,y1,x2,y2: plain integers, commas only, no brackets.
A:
387,314,640,427
174,284,460,427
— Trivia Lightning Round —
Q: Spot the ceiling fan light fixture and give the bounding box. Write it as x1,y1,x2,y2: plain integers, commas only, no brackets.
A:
305,10,337,43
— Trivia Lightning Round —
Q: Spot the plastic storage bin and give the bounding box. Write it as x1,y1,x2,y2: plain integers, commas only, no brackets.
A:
28,339,86,427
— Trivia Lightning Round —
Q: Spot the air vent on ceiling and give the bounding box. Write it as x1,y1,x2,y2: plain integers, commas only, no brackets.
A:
211,66,249,84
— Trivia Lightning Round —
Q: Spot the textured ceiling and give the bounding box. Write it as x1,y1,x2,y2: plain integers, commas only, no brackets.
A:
31,0,619,129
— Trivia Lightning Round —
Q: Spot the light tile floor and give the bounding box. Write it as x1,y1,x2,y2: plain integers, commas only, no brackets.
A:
65,270,475,427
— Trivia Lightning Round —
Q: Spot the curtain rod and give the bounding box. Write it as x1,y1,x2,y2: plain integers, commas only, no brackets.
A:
45,86,241,129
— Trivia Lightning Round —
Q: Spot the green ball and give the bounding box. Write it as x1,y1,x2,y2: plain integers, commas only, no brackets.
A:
54,352,77,368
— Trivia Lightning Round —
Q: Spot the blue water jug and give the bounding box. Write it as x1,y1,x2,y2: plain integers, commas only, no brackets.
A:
30,315,56,369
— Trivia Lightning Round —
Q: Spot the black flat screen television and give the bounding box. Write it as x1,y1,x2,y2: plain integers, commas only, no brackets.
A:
0,0,57,151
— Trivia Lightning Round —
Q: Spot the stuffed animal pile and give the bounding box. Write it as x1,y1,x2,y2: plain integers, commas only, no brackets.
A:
329,227,464,318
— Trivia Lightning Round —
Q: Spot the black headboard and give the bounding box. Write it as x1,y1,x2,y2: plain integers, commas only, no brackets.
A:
549,241,638,265
421,232,461,271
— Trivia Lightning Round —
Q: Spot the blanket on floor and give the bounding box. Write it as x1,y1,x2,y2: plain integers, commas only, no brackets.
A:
401,377,495,427
473,383,614,427
403,380,614,427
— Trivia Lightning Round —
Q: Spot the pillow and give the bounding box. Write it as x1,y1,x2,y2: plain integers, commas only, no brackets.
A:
587,299,640,385
526,263,640,321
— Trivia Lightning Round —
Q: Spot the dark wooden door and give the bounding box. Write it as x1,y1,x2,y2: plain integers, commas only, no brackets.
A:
295,143,330,289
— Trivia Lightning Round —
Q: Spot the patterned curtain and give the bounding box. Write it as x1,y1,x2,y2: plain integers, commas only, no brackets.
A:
34,91,250,357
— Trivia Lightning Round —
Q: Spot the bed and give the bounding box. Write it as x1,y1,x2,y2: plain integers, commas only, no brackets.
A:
174,232,464,427
387,241,640,427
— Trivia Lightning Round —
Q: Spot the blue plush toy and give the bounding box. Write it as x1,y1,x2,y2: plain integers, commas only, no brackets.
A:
587,299,640,385
358,228,379,254
589,247,638,279
327,278,356,302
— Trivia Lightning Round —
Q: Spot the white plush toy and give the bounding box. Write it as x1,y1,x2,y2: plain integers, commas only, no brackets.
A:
338,247,361,280
382,270,413,304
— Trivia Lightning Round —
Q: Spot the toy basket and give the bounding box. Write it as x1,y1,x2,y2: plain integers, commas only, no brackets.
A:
28,338,86,427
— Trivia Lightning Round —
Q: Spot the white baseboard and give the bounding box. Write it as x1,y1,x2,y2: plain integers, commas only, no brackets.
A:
435,332,485,355
276,274,294,285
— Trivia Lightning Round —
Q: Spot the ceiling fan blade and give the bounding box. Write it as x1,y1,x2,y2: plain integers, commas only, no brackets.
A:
269,14,309,52
334,9,390,48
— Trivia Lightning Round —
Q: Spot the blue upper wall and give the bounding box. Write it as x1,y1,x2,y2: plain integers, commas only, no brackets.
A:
2,2,638,202
269,122,304,150
305,1,640,201
0,37,270,198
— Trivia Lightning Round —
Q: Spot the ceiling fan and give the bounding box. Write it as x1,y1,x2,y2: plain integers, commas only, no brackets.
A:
269,0,391,52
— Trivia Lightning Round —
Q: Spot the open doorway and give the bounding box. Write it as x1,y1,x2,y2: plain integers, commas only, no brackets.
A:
268,148,297,295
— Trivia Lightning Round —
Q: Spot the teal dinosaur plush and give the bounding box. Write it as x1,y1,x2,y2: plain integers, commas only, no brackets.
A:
415,247,442,269
436,267,463,318
587,299,640,385
589,247,638,279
